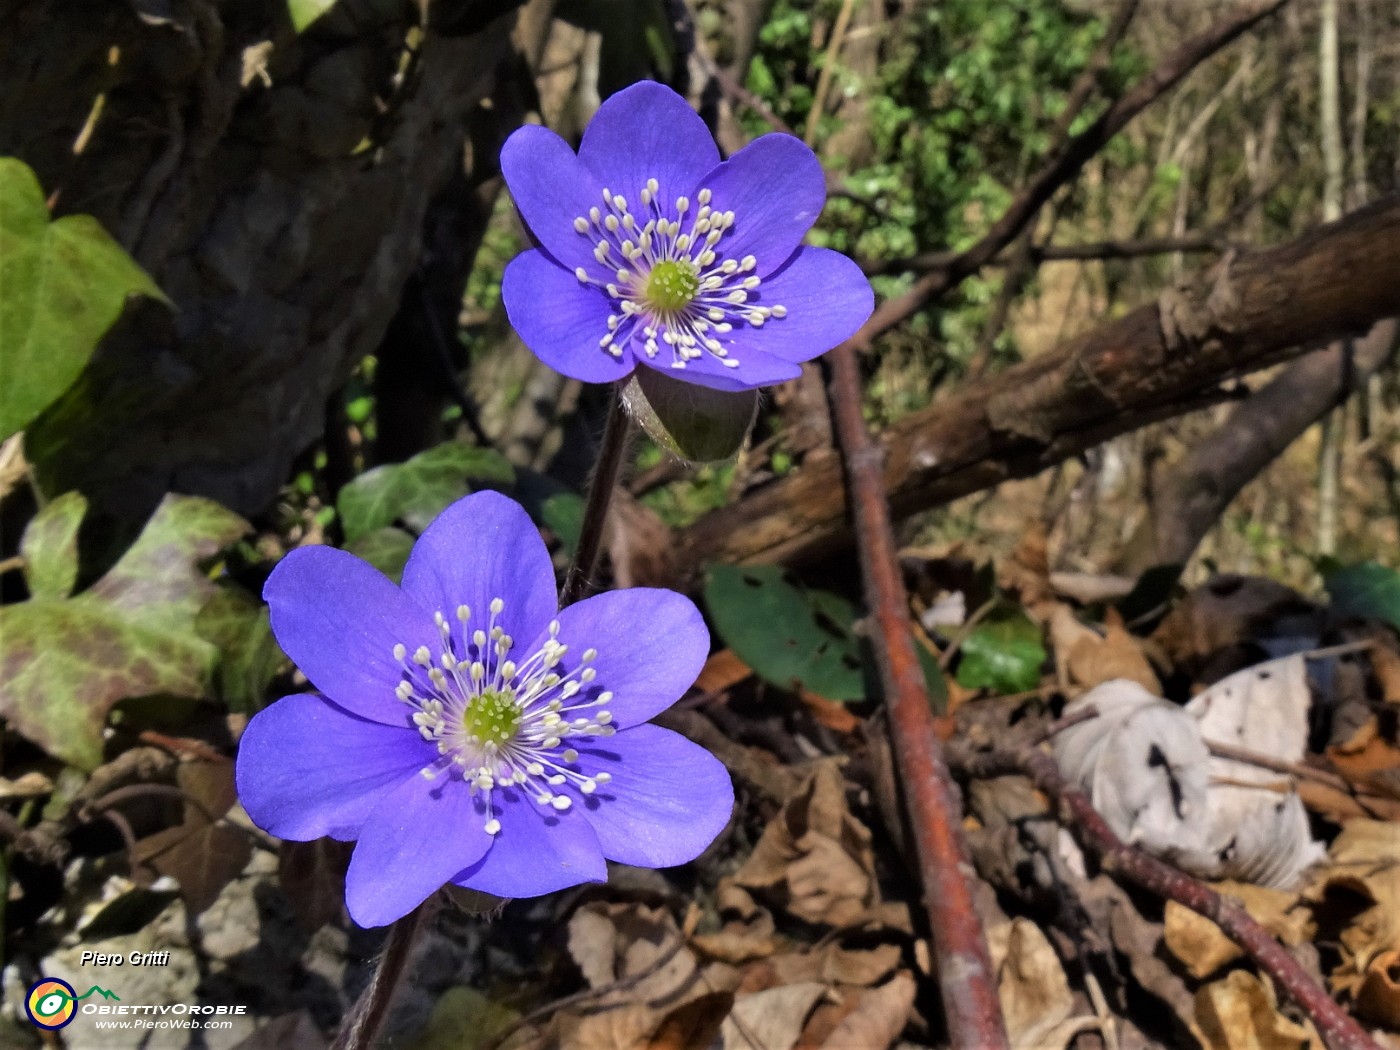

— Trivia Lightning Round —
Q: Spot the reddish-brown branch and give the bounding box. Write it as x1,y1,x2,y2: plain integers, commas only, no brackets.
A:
849,0,1290,345
953,744,1381,1050
825,344,1009,1049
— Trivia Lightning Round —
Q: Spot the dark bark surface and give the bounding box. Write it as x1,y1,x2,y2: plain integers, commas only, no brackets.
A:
0,0,515,521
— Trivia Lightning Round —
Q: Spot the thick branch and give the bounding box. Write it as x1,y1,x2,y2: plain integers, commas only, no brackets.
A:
951,743,1381,1050
674,195,1400,574
1121,317,1399,573
825,344,1009,1049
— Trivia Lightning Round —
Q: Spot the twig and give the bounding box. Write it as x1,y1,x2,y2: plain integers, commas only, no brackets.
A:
951,743,1381,1050
561,387,632,606
694,50,798,137
824,344,1009,1049
937,597,998,670
804,0,857,145
848,0,1291,345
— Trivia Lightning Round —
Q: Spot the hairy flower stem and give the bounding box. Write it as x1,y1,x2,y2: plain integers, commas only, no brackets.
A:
331,898,436,1050
561,387,631,606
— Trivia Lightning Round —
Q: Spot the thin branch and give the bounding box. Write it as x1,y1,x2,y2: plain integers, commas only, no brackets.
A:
824,344,1009,1050
951,743,1381,1050
867,232,1231,277
849,0,1291,345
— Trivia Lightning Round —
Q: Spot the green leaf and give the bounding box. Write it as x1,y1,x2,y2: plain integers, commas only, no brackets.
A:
623,370,758,463
0,601,214,769
0,495,249,769
196,588,285,714
1325,562,1400,631
705,565,866,700
955,610,1045,694
87,495,251,633
288,0,338,32
345,526,416,584
406,986,520,1050
0,158,167,441
336,442,515,543
541,492,584,556
20,491,87,600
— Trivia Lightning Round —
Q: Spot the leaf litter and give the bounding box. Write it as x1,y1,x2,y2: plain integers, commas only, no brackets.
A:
5,531,1400,1050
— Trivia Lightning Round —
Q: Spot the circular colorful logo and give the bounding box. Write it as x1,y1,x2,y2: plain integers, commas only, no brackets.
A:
26,977,77,1030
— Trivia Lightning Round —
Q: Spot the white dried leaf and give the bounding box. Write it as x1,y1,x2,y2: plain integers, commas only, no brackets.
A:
1054,660,1325,889
1055,681,1210,861
1186,656,1327,887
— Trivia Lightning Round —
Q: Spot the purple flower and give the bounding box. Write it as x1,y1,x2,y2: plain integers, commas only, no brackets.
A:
235,491,732,928
500,81,873,393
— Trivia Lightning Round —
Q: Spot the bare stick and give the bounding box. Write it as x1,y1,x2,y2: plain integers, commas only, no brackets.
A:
825,343,1009,1049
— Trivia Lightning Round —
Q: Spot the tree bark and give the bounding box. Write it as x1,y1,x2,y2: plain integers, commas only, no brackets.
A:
666,194,1400,580
1120,317,1399,574
0,0,516,521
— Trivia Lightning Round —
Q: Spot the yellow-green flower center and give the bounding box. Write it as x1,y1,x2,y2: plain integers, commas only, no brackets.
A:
465,689,520,746
644,259,700,312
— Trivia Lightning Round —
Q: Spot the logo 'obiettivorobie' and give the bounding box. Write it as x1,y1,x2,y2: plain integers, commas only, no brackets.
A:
25,978,120,1030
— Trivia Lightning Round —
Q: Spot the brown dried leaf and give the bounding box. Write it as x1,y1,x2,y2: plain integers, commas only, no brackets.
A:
1373,645,1400,704
567,903,701,1007
1190,971,1319,1050
989,918,1074,1048
1054,605,1161,694
129,759,250,915
731,762,876,926
1305,819,1400,997
742,943,902,994
1357,949,1400,1029
645,991,734,1050
696,649,752,694
692,883,780,964
1164,881,1315,980
814,972,915,1050
721,982,827,1050
1152,575,1320,680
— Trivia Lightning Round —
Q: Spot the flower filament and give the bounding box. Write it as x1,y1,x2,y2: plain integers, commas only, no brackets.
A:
570,179,788,371
391,598,615,836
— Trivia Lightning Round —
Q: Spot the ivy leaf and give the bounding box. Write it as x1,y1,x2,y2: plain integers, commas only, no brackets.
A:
955,610,1046,694
0,602,214,770
0,495,250,769
0,158,167,441
20,491,87,600
196,588,285,714
336,442,515,543
87,496,250,631
1325,562,1400,631
287,0,339,32
705,565,866,700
